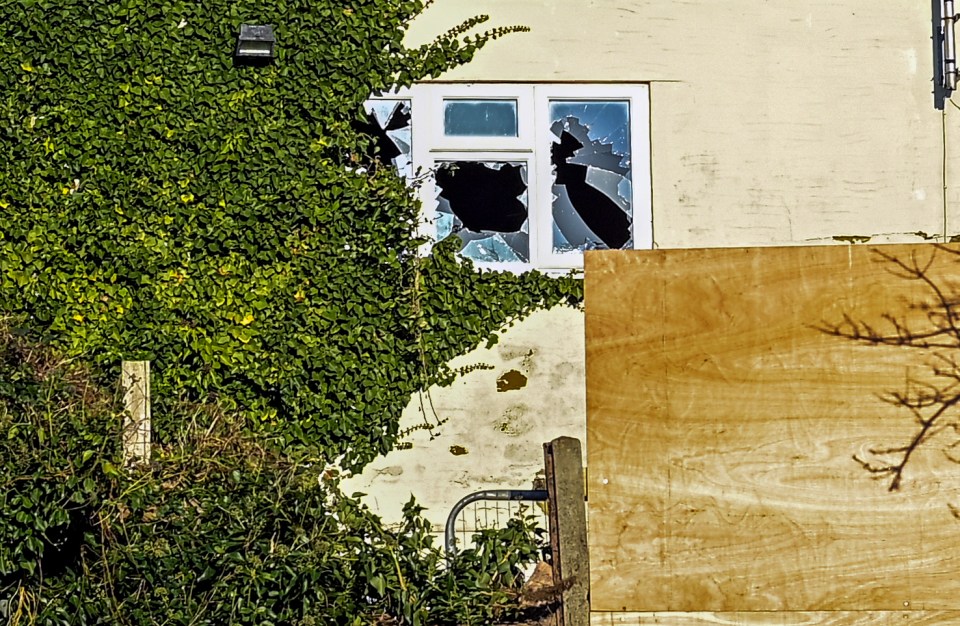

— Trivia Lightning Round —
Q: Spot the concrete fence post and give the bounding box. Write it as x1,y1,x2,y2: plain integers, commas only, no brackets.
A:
121,360,151,467
543,436,590,626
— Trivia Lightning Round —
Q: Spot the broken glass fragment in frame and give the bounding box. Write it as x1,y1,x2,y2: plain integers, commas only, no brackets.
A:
434,161,529,263
549,101,632,254
443,100,518,137
359,100,413,178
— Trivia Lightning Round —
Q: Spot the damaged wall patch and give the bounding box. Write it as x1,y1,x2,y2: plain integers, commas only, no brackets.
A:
496,369,528,392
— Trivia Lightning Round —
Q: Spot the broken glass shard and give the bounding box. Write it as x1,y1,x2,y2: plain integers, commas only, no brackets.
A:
435,161,529,263
460,233,526,263
358,100,412,178
549,101,632,253
443,100,518,137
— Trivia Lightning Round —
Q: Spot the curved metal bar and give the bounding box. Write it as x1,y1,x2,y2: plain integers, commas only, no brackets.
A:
444,489,548,557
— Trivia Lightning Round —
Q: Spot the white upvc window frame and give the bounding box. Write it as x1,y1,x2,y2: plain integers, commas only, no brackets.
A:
371,82,652,273
424,84,535,152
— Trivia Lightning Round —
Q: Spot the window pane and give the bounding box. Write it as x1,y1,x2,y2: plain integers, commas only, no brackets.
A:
434,161,529,263
549,101,632,254
443,100,518,137
360,99,412,178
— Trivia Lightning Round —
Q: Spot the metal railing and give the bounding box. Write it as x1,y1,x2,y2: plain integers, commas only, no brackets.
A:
443,489,548,556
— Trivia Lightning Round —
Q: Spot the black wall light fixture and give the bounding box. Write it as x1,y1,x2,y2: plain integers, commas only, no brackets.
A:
941,1,958,91
234,24,275,66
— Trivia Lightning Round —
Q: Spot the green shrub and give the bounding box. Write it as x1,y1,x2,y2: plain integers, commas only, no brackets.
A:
0,322,547,625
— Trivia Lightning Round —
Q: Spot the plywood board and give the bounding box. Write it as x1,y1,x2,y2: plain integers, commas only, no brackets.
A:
586,245,960,613
591,612,960,625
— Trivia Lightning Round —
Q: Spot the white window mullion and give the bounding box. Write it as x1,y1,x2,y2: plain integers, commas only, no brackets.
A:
408,87,438,252
532,89,557,270
630,88,653,251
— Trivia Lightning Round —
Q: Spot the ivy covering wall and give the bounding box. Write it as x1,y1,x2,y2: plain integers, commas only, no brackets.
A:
0,0,582,622
0,0,581,471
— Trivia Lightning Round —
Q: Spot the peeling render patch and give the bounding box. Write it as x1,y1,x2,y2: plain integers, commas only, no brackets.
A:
496,405,533,437
832,235,872,244
358,100,412,178
435,161,529,263
496,369,528,392
806,233,940,246
550,102,633,253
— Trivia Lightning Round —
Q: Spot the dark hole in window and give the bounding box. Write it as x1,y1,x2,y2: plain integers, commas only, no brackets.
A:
354,101,411,168
435,162,527,233
551,127,631,250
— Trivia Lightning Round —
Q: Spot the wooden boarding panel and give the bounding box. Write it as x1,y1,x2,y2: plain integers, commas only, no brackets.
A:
585,245,960,614
590,612,960,625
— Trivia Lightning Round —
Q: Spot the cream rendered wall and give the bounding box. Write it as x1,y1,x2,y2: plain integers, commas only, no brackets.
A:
343,1,954,529
342,305,585,527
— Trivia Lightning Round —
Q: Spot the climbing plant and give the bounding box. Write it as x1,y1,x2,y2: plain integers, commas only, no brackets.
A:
0,0,582,472
0,0,581,623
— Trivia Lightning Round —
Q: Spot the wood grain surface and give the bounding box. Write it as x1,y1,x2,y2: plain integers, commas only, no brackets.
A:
590,611,960,625
585,245,960,614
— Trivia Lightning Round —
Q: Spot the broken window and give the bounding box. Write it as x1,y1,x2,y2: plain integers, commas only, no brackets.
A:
365,84,650,270
550,101,632,253
358,100,412,177
435,161,529,263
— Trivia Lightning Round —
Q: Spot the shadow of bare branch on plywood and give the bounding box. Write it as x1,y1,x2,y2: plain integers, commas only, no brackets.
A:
818,245,960,492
